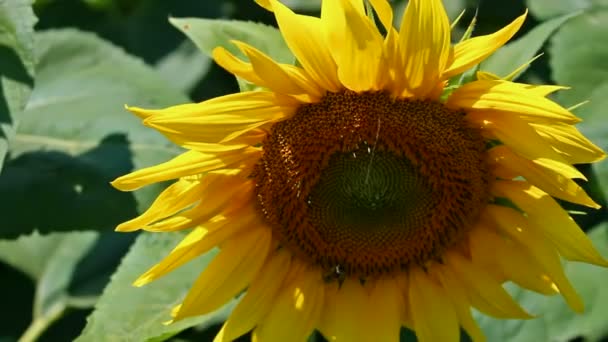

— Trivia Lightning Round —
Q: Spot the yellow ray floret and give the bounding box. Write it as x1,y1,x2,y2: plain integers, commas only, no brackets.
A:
398,0,451,97
443,11,527,78
173,226,272,321
484,205,585,312
493,181,608,267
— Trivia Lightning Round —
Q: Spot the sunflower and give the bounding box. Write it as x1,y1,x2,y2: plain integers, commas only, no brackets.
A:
111,0,607,341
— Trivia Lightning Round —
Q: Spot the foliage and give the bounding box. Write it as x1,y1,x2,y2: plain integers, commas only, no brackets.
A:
76,232,233,342
0,0,37,169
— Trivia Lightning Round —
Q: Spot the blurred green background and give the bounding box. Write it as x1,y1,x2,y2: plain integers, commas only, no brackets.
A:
1,0,607,341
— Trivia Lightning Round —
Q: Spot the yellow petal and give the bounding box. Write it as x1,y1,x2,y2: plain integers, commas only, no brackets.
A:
233,41,309,95
143,92,297,144
214,41,323,101
143,177,254,233
322,0,386,91
469,224,558,295
448,80,580,123
489,145,598,208
172,130,264,153
116,177,203,232
320,278,401,342
409,267,460,342
133,211,249,286
138,211,200,233
445,250,532,319
493,180,608,267
267,0,340,92
366,0,401,95
253,265,324,342
476,70,565,95
521,83,567,97
211,46,265,85
434,265,486,342
134,201,260,286
381,27,402,95
398,0,451,97
173,225,272,321
362,279,402,342
254,0,272,11
216,249,292,342
110,148,260,191
486,204,585,312
395,272,414,329
128,102,267,149
320,280,368,342
443,12,526,78
467,113,583,179
368,0,393,32
131,103,266,150
531,122,606,164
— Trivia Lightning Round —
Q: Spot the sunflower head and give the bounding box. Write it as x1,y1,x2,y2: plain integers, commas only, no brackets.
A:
253,90,491,278
112,0,607,341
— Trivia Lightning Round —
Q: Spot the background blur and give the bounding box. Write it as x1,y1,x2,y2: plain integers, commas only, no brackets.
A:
1,0,607,341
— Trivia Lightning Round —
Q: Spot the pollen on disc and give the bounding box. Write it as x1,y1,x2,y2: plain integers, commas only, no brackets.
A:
253,91,490,278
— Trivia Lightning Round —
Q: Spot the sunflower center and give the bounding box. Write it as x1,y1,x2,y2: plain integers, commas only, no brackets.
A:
253,91,490,277
308,148,434,235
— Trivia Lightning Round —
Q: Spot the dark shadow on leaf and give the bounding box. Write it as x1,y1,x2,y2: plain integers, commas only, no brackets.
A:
0,45,35,138
0,133,138,238
69,230,137,296
0,262,34,339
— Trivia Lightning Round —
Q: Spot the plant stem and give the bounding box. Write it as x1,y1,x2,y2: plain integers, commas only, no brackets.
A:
18,301,66,342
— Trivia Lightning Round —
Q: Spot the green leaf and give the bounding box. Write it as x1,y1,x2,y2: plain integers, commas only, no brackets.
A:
77,232,234,342
0,0,37,169
476,223,608,341
549,9,608,109
0,29,189,238
480,12,578,80
0,231,98,341
154,40,212,94
169,17,293,91
68,231,137,298
546,9,608,204
526,0,608,20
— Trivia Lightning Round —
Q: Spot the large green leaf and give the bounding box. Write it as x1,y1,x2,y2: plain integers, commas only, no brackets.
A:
0,29,189,238
477,223,608,341
546,8,608,207
480,12,578,79
0,231,98,341
169,18,292,64
0,0,36,169
154,40,212,94
526,0,608,20
169,17,293,91
549,9,608,109
77,232,233,342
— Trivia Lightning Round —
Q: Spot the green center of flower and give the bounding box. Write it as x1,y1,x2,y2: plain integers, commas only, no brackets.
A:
308,147,435,236
253,90,490,278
